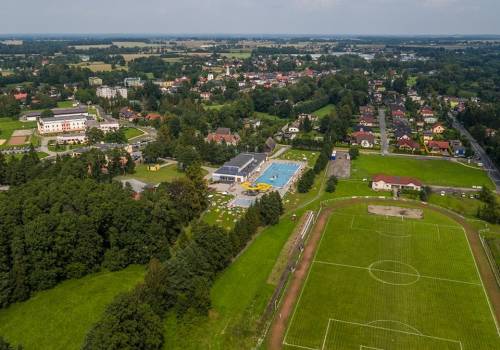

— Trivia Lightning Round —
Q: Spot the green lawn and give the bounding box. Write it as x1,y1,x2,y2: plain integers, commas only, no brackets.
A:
284,202,499,350
164,212,301,349
0,265,145,350
204,104,226,111
0,118,36,142
351,154,493,188
202,193,244,230
57,101,75,108
254,111,283,122
115,164,186,184
312,104,336,118
278,148,319,168
123,127,144,140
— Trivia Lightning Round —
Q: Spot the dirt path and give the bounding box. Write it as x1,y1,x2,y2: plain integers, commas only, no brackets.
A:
267,198,500,349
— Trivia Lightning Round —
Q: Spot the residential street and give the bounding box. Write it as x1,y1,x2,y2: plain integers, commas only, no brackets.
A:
449,113,500,192
378,108,389,155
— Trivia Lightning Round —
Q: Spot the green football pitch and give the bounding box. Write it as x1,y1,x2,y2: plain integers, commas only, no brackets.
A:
283,203,499,350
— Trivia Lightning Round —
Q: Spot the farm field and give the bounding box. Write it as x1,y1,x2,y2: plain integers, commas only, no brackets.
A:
220,51,251,59
115,163,186,184
71,61,127,72
283,203,499,350
0,265,145,350
312,104,336,118
351,154,493,188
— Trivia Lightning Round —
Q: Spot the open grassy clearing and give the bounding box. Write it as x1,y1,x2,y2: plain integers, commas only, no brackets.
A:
164,211,302,349
278,149,319,168
312,104,336,118
283,203,499,350
204,104,226,110
57,100,75,108
122,127,145,140
351,154,493,188
71,62,127,72
0,265,145,350
115,163,186,184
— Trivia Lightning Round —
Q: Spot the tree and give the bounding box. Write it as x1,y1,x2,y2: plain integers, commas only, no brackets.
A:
297,169,315,193
40,109,54,119
86,127,105,144
348,146,359,160
325,175,338,193
300,116,312,132
83,293,163,350
0,95,20,118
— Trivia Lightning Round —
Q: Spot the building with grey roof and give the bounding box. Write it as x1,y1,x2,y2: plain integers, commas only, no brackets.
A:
212,153,267,183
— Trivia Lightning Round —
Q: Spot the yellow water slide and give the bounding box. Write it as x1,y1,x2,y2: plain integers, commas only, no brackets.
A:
241,182,272,192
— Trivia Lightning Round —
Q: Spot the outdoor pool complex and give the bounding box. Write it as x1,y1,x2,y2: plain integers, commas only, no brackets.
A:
254,162,300,188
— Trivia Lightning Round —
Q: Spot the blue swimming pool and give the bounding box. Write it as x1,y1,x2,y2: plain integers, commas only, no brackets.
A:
254,162,301,188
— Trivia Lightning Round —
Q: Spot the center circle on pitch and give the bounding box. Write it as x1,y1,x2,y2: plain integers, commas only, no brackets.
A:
368,260,420,286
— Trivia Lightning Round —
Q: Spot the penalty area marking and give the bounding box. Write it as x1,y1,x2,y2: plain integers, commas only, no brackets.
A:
322,318,463,350
360,346,384,350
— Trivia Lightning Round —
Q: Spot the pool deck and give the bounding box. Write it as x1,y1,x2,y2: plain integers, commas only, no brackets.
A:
213,159,305,208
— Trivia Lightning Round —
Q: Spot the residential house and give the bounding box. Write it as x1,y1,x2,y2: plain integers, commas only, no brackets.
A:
390,105,406,119
359,114,376,127
119,107,138,122
397,138,420,152
145,113,162,121
89,77,103,86
206,127,241,146
431,123,445,134
371,174,422,192
351,131,375,148
353,125,373,133
97,86,128,99
427,140,450,155
423,130,434,144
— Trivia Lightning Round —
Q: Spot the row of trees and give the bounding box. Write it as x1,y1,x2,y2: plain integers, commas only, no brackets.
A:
83,192,284,349
477,187,500,224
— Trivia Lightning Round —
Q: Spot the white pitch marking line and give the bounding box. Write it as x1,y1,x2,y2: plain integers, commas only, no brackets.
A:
282,341,319,350
321,319,331,350
329,318,463,348
459,226,500,336
314,260,482,286
283,216,333,345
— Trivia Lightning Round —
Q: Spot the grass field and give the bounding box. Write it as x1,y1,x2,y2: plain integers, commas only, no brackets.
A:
115,164,186,184
71,62,127,72
0,265,145,350
57,100,75,108
283,203,499,350
312,104,336,118
0,118,36,144
122,127,144,140
352,154,493,188
279,149,319,168
202,193,244,230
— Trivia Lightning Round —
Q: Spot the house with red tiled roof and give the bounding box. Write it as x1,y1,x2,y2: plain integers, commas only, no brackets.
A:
397,139,420,152
427,140,450,155
371,174,422,191
359,114,376,127
351,131,375,148
14,92,28,101
206,127,241,146
145,113,162,121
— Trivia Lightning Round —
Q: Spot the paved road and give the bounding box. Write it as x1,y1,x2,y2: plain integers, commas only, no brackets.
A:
449,113,500,193
378,108,389,155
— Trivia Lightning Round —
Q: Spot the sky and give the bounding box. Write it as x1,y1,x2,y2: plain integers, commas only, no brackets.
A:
1,0,499,35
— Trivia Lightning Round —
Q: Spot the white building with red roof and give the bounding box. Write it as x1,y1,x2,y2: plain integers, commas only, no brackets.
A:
371,174,423,191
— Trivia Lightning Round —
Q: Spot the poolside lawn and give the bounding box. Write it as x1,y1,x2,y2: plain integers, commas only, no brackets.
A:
351,154,493,188
278,149,319,168
202,193,244,230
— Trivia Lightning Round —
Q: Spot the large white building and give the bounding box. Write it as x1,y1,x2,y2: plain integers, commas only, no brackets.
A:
212,153,267,183
38,115,88,134
96,86,128,99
